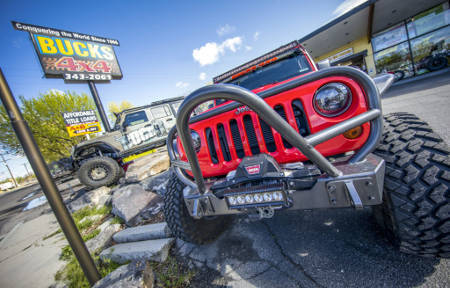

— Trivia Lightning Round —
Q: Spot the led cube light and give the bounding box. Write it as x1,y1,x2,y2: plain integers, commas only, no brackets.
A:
254,194,263,202
263,193,272,202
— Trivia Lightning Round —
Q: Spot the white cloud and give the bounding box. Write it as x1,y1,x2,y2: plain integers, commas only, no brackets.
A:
199,72,206,81
216,24,236,36
333,0,367,16
221,37,242,52
193,42,221,66
253,31,260,41
175,81,190,88
192,36,243,66
245,45,252,51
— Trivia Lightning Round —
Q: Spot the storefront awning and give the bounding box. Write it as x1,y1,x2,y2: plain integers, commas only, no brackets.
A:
299,0,446,58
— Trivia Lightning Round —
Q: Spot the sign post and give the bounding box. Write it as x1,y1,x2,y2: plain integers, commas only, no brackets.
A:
88,81,111,132
11,21,123,132
0,68,101,285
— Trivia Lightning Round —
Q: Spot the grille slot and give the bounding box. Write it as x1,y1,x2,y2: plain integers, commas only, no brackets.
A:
292,100,309,136
229,120,245,159
205,128,218,163
243,115,260,155
217,124,231,161
274,105,293,149
259,117,276,152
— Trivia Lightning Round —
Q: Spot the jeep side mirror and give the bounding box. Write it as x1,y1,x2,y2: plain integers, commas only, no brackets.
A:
317,59,331,70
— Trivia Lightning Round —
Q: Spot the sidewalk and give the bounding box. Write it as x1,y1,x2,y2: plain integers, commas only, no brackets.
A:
0,213,67,288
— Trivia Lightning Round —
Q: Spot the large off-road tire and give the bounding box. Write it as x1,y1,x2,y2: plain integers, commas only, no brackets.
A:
373,113,449,257
77,157,123,189
163,170,231,244
427,56,448,71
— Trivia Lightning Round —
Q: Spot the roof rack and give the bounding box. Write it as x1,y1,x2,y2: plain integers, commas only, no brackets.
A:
119,96,185,114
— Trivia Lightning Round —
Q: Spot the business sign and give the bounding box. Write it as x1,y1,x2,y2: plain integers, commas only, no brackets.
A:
62,110,101,137
327,48,354,63
12,21,122,81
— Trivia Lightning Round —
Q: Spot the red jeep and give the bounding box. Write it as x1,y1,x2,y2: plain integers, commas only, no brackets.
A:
164,41,449,257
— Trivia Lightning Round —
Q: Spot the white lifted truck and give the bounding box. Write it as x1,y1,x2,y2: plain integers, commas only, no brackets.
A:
72,97,183,188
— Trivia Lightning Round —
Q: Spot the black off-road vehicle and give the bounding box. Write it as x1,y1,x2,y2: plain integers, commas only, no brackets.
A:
164,41,449,257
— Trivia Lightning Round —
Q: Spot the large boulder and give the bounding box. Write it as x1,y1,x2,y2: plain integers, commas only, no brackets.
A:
141,170,170,196
89,186,113,207
124,152,170,184
100,238,174,264
111,185,161,226
85,219,122,253
92,261,145,288
68,186,112,212
113,222,171,243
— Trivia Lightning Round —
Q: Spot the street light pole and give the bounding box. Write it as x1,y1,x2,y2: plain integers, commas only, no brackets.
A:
0,68,101,285
23,163,30,176
0,153,18,187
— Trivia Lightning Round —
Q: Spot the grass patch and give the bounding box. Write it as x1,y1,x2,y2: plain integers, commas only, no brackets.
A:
83,229,100,242
150,256,195,288
72,205,111,224
55,255,122,288
56,204,122,287
110,216,124,225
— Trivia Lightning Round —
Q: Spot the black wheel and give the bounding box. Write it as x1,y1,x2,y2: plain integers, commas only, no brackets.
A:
163,169,231,244
77,157,122,188
427,56,447,71
393,70,405,81
373,113,449,257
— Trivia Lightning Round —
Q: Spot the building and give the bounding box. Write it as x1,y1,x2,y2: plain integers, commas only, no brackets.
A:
299,0,449,80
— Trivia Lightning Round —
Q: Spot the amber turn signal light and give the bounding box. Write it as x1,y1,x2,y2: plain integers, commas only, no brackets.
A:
343,126,363,139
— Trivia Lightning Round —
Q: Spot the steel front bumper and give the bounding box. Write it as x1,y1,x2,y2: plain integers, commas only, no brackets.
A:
181,153,384,218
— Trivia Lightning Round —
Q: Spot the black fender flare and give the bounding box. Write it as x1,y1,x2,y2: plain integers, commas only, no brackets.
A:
73,142,120,164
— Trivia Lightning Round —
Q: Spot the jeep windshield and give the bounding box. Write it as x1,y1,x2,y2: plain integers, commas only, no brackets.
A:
229,52,312,90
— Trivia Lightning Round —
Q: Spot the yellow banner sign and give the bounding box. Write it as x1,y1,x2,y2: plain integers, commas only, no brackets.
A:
66,122,101,137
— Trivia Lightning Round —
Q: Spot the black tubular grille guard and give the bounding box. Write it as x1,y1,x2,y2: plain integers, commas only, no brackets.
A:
169,66,388,194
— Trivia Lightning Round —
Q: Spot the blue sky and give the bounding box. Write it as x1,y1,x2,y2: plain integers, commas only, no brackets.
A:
0,0,356,180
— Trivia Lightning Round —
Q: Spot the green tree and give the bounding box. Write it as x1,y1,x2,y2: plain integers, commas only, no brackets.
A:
0,90,95,163
107,100,134,124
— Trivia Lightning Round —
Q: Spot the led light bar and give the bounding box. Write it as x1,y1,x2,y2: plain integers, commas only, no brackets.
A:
226,191,285,208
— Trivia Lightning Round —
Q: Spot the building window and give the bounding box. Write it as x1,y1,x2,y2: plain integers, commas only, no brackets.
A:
410,25,450,74
374,42,413,77
371,3,449,78
407,3,450,38
372,23,408,52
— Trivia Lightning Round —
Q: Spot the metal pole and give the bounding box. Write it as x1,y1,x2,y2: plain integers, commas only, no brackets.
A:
23,163,30,176
0,153,18,187
88,81,111,132
0,68,101,285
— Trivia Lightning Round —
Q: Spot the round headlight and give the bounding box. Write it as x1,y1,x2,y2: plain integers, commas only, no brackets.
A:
190,130,201,153
313,83,352,117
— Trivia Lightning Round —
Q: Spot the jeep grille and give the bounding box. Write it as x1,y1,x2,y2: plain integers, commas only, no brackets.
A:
204,100,310,163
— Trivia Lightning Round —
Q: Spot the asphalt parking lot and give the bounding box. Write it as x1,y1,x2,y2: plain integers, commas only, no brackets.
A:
179,71,450,288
